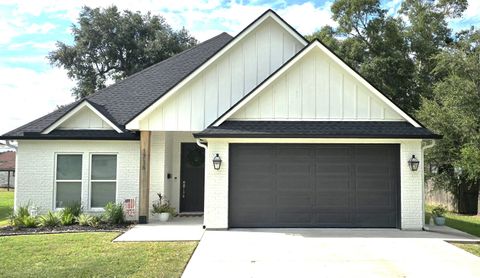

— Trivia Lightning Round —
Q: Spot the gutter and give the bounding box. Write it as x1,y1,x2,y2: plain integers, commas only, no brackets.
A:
196,138,208,230
5,140,17,151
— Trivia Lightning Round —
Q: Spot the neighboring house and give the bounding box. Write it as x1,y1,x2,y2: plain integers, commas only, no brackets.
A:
0,151,15,188
0,10,440,230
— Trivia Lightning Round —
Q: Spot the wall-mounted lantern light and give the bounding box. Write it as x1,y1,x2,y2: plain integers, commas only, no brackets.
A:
408,155,420,171
213,154,222,170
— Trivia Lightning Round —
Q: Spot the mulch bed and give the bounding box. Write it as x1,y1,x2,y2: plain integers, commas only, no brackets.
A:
0,224,134,236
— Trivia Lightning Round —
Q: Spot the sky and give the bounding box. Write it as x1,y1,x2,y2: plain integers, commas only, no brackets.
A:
0,0,479,135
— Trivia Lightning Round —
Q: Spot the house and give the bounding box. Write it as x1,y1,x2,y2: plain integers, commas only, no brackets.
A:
0,151,15,189
0,10,440,230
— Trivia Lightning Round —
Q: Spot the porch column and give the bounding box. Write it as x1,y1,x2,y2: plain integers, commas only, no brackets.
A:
139,131,151,224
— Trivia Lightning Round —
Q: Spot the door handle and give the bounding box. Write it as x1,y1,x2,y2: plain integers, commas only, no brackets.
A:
182,181,186,199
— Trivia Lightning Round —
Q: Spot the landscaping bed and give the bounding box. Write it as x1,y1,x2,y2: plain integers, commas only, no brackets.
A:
0,223,132,236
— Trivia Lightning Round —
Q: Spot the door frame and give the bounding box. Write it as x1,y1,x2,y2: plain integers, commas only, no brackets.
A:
179,142,205,213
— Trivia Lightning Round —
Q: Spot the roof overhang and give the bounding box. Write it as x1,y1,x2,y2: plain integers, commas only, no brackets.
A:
125,9,308,130
41,100,123,134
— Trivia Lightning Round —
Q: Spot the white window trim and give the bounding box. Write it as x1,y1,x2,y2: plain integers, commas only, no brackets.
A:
53,153,83,210
88,153,118,210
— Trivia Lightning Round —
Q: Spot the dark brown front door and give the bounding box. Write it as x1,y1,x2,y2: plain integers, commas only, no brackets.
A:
180,143,205,212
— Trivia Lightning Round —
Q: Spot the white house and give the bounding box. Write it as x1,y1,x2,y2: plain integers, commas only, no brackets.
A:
1,10,440,230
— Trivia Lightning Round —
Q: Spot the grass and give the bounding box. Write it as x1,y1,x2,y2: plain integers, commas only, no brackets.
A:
453,243,480,257
0,232,197,278
425,205,480,237
0,188,14,227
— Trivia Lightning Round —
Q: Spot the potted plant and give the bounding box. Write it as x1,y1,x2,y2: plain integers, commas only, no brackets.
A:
151,193,176,222
431,205,447,226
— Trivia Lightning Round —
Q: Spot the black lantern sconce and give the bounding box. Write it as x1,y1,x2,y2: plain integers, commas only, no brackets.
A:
213,154,222,170
408,155,420,171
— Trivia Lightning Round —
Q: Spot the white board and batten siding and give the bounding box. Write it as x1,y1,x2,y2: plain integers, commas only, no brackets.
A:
58,106,113,130
230,48,404,121
139,17,305,131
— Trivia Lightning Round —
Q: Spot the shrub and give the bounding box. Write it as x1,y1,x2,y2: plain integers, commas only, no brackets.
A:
21,215,38,228
38,211,61,227
10,205,37,228
77,214,94,226
432,205,447,217
102,202,124,224
62,202,82,218
60,211,75,226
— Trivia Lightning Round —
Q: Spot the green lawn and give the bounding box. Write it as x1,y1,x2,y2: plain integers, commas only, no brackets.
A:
0,188,14,227
425,205,480,237
454,243,480,257
0,232,197,278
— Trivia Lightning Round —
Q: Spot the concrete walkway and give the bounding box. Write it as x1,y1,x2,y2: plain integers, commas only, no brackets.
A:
183,228,480,278
114,216,204,242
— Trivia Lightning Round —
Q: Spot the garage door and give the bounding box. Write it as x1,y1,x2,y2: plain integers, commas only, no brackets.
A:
229,144,400,228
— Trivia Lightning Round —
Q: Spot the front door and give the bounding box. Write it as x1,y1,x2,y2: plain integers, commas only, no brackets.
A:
180,143,205,212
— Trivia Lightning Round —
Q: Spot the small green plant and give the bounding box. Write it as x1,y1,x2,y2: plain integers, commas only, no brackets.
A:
77,214,101,227
77,214,94,226
152,193,176,215
60,211,75,226
62,202,82,218
21,215,38,228
38,211,61,227
431,205,447,217
9,205,37,228
102,202,124,224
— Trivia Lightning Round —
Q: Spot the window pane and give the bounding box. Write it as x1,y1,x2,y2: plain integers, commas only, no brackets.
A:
92,155,117,180
57,155,82,180
56,182,81,208
91,182,116,207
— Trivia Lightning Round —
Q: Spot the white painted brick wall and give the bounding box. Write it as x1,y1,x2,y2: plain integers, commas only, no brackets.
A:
15,140,140,219
204,141,229,229
204,139,425,230
400,140,423,230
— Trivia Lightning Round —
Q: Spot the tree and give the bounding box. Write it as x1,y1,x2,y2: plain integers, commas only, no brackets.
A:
49,6,197,99
418,29,480,214
309,0,418,113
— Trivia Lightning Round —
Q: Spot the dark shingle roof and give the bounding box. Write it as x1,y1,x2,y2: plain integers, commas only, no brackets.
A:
20,130,139,140
194,121,442,139
2,32,233,139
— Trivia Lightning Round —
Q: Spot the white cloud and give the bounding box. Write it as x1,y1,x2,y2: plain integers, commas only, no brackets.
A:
0,67,75,134
25,22,56,34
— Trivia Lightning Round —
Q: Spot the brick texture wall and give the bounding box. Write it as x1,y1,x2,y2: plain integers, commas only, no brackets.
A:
204,139,424,230
15,140,140,219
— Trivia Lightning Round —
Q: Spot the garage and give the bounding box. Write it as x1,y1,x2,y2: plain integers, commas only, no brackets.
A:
229,144,400,228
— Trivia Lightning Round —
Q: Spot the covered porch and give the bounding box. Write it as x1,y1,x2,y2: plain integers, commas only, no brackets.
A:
138,131,206,224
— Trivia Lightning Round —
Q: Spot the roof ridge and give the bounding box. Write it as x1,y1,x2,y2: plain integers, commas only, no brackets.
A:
86,32,232,101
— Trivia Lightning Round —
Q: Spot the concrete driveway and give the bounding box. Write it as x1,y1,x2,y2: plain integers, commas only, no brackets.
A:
183,228,480,278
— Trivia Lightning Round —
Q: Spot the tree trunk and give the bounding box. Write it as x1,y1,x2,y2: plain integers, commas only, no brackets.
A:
457,180,479,215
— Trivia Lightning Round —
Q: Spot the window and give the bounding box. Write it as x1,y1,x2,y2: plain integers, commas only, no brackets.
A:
55,154,82,208
90,154,117,208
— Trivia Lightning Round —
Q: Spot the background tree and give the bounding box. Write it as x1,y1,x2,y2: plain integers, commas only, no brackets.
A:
418,29,480,214
49,6,197,99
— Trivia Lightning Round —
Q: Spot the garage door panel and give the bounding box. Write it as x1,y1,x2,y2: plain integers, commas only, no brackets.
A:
229,144,399,228
277,193,312,208
315,192,349,208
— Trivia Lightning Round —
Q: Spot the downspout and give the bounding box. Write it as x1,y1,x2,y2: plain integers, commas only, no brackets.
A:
421,140,436,229
196,138,208,229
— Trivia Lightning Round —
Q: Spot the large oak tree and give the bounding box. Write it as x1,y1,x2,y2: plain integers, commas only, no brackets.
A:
49,6,197,99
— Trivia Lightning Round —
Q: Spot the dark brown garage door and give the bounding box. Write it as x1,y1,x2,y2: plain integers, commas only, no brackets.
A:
229,144,400,228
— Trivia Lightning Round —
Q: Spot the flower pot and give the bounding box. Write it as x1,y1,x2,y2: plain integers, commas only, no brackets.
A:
434,216,445,226
150,214,161,221
159,212,170,222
